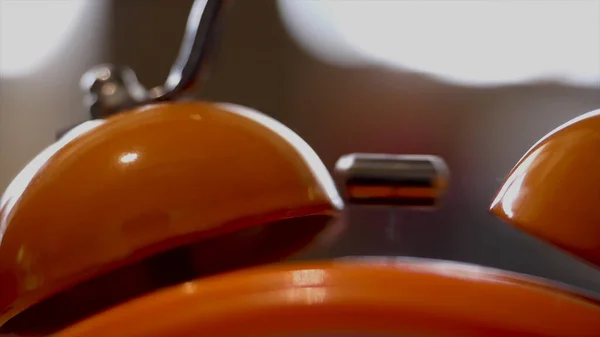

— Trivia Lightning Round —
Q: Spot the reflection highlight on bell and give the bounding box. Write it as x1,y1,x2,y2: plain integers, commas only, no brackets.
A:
285,270,328,305
292,269,327,287
286,288,327,305
181,281,197,295
119,152,139,165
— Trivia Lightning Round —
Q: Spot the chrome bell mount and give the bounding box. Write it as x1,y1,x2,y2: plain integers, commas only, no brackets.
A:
80,0,229,119
78,0,449,209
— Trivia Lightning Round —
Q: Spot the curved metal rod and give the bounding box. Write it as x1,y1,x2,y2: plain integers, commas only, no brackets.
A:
150,0,230,101
79,0,230,120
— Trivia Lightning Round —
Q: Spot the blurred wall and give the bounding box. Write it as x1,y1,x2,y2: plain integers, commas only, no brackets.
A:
2,0,600,292
0,0,110,189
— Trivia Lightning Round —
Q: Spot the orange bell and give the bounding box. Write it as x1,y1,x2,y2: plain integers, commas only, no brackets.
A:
490,109,600,267
0,101,343,334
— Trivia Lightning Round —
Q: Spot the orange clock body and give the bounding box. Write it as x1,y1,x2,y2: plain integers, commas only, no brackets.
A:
55,260,600,337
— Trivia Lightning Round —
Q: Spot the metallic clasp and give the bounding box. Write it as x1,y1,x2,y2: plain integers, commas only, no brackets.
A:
335,153,449,208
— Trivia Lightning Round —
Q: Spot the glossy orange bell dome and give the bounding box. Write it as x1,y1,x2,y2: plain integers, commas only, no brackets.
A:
490,109,600,267
55,260,600,337
0,102,342,334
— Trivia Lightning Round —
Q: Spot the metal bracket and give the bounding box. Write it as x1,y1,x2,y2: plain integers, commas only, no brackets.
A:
79,0,229,119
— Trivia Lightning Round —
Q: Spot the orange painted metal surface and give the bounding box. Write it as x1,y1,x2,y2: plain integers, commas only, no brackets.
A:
3,99,600,335
490,109,600,267
0,102,342,327
55,260,600,337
